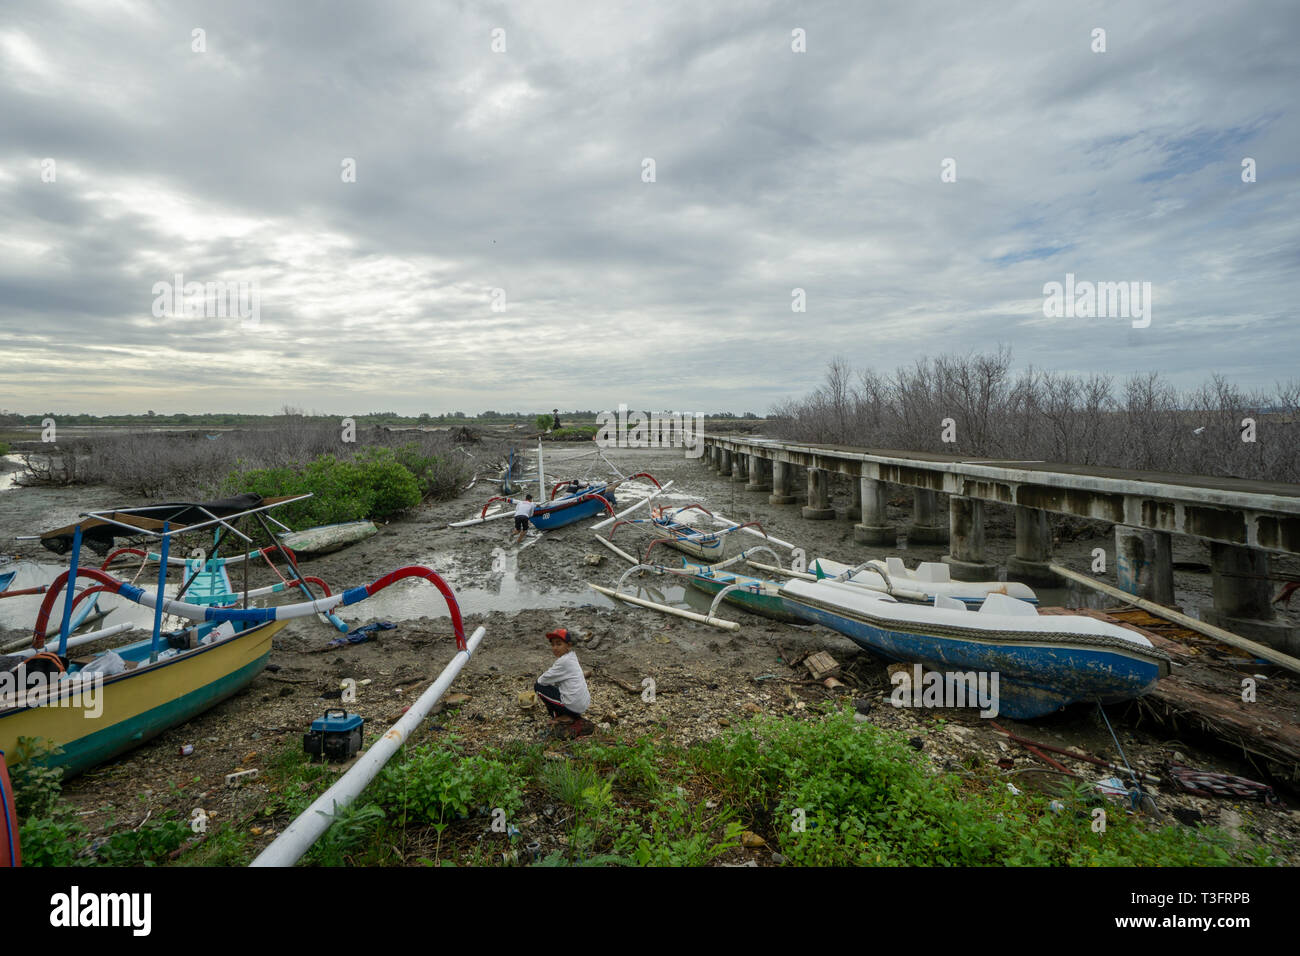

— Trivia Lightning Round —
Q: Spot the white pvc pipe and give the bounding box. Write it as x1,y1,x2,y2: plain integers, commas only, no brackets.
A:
447,510,513,529
708,510,797,551
590,480,675,530
250,625,487,867
15,623,138,657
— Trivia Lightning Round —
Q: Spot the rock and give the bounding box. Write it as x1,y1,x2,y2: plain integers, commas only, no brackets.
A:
583,552,603,566
771,852,789,864
854,698,872,714
444,692,472,705
740,831,766,848
908,736,924,750
1172,806,1202,826
718,717,731,727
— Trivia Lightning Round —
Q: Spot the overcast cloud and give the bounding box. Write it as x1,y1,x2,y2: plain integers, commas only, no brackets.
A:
1,0,1297,415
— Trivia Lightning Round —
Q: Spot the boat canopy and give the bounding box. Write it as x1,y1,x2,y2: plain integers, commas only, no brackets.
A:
39,493,309,555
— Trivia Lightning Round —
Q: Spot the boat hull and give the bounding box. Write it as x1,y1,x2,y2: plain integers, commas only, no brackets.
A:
0,619,285,779
779,590,1166,719
533,487,616,530
686,570,801,623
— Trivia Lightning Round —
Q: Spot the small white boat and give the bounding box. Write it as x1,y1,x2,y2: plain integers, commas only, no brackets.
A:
810,556,1038,604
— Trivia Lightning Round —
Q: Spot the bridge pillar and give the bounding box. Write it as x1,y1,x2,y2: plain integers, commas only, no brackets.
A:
730,453,748,483
745,455,771,492
942,496,997,580
769,460,798,505
1202,543,1299,654
718,448,732,477
1115,526,1174,605
907,489,948,545
1006,506,1058,585
802,468,836,520
847,477,862,520
854,477,894,546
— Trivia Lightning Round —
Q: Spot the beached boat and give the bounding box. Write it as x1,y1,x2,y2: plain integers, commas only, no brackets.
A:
778,578,1169,719
681,560,803,623
2,494,473,779
608,504,766,563
480,472,662,533
277,520,378,556
810,556,1038,604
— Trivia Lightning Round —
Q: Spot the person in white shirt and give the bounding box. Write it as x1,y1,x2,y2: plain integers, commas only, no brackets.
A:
533,627,593,738
513,494,537,544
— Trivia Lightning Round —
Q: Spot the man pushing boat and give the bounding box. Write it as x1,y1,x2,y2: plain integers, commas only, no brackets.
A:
513,494,536,544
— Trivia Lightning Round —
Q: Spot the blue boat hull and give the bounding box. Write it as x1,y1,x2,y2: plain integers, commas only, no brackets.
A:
782,597,1166,719
532,487,616,531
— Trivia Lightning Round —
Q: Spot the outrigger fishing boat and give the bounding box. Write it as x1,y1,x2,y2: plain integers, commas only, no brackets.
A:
1,493,472,779
680,559,803,623
777,578,1170,719
607,504,767,563
480,475,663,532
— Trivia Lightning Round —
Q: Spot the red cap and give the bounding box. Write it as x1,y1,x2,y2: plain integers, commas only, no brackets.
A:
545,628,572,643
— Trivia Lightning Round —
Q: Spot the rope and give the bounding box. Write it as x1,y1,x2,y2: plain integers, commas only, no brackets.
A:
1096,701,1142,807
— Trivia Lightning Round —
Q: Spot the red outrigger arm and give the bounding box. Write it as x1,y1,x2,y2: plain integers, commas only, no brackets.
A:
575,493,616,518
621,472,662,489
481,496,515,519
31,565,468,652
654,502,712,520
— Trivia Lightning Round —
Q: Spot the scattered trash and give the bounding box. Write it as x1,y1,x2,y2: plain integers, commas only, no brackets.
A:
225,768,259,787
1006,783,1022,796
179,744,194,757
803,651,839,680
1168,765,1283,807
740,831,766,848
1048,800,1065,814
908,736,924,751
583,552,603,566
518,690,538,709
324,621,396,649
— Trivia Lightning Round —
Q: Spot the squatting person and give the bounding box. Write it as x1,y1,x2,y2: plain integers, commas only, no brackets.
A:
533,627,593,738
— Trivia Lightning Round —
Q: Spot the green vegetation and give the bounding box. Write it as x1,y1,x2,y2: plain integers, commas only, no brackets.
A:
16,713,1279,868
0,440,9,455
548,426,598,441
10,738,190,867
224,447,421,525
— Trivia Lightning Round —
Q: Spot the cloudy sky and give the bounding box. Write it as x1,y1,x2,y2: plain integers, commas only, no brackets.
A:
1,0,1296,416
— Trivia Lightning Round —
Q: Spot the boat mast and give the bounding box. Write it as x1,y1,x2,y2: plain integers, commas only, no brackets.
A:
537,438,545,501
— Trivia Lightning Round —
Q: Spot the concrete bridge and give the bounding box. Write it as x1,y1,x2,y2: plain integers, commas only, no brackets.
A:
700,436,1300,654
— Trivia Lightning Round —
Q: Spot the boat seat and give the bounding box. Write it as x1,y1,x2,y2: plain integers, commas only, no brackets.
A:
933,594,967,612
885,556,907,576
915,562,951,584
978,592,1038,617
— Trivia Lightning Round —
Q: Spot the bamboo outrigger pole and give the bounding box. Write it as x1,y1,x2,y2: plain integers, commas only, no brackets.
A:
587,582,740,631
1050,563,1300,676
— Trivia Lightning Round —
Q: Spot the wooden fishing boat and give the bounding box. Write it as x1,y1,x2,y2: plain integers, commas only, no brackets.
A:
810,556,1038,605
681,560,802,623
480,472,662,533
2,494,473,780
608,504,765,563
778,578,1170,719
0,751,17,867
277,520,377,556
